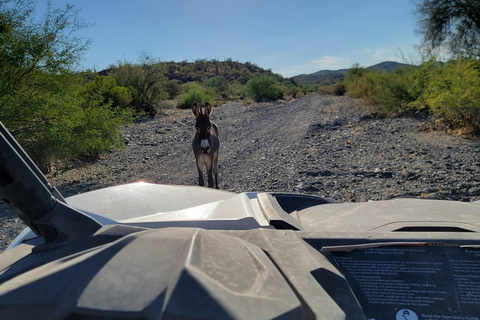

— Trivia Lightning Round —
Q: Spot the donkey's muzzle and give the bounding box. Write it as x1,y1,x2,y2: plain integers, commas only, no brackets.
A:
200,139,210,154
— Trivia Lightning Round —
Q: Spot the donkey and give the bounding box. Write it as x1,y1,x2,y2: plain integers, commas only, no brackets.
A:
192,102,219,189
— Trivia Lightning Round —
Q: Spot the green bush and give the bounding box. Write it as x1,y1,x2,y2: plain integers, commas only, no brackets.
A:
286,86,305,99
67,104,130,158
156,100,176,110
345,66,420,115
177,84,212,109
334,82,346,96
317,85,336,95
83,76,132,109
266,84,284,100
418,59,480,130
2,73,131,172
343,63,372,85
344,58,480,131
226,82,244,100
110,86,133,108
108,56,168,117
317,82,350,96
165,79,181,99
346,71,380,101
0,0,133,172
367,69,417,115
305,84,320,93
245,76,283,102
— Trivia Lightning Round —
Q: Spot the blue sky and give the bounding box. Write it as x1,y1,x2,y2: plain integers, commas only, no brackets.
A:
38,0,421,77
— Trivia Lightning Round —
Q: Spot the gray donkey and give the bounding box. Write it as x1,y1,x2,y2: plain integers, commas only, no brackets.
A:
192,102,219,189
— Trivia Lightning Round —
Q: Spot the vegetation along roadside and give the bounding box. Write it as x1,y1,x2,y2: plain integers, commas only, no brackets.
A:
0,0,479,176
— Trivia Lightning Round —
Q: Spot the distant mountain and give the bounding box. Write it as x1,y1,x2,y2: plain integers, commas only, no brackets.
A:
292,61,410,86
368,61,410,72
292,68,348,86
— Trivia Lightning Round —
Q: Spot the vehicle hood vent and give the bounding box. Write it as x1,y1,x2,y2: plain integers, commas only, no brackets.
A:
393,226,475,233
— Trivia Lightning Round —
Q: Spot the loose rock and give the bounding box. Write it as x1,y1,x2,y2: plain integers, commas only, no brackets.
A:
1,94,479,251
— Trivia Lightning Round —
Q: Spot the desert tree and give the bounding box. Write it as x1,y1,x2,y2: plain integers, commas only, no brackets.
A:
0,0,90,95
108,52,168,117
415,0,480,58
0,0,128,171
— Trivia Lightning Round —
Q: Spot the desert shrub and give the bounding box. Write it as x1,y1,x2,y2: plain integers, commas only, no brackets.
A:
165,80,181,99
296,88,306,98
0,1,131,172
2,74,131,172
417,59,480,130
334,82,347,96
203,76,229,97
344,65,422,115
108,55,168,117
177,84,212,109
287,86,305,99
110,86,133,108
317,85,336,95
67,101,130,158
364,69,417,115
83,76,132,109
344,58,480,131
380,67,427,114
156,100,176,110
226,82,245,100
305,84,320,93
317,83,347,96
266,84,284,100
343,64,372,85
346,72,380,100
245,76,283,102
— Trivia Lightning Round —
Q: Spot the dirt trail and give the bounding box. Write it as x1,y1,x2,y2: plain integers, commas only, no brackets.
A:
1,94,479,251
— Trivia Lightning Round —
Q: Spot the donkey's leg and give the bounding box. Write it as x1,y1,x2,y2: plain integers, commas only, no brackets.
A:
213,151,219,189
197,167,204,186
196,157,205,186
206,167,214,188
204,156,214,188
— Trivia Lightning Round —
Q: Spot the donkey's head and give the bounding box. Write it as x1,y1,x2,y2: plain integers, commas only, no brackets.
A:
192,102,213,154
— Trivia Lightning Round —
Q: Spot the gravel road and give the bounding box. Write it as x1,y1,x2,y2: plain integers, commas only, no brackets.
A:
1,94,479,251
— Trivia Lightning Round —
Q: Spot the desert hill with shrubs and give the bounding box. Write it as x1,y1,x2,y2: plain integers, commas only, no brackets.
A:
2,0,479,177
98,58,306,112
293,61,409,86
321,58,480,135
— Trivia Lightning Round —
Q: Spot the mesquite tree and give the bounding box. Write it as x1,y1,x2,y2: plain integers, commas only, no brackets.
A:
416,0,480,58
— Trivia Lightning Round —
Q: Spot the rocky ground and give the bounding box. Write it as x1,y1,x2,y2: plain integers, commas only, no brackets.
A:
1,94,479,251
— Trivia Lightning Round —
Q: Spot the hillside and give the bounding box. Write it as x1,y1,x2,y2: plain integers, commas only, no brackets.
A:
163,59,286,84
293,61,410,86
102,59,290,86
293,68,348,86
97,58,298,114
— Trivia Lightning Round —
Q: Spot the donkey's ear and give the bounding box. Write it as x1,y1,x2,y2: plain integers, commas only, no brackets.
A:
204,102,212,116
192,102,200,117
